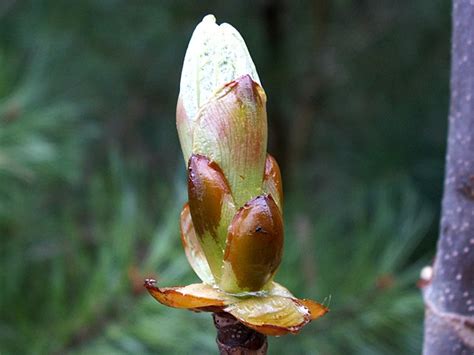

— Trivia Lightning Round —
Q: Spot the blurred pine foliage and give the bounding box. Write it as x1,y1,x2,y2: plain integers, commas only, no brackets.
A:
0,1,449,354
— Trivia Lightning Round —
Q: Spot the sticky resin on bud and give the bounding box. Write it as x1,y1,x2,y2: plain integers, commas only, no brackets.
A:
220,194,284,293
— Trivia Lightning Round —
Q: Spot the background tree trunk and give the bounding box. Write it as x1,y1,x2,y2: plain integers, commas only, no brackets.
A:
422,0,474,354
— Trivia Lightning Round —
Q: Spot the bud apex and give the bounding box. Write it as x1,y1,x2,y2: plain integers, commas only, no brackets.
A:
177,14,261,163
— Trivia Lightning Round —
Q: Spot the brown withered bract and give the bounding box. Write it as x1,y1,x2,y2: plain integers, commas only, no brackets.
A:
144,278,328,336
144,279,228,309
224,195,283,291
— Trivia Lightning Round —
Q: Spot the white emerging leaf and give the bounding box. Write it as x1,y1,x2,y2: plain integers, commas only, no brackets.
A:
179,14,261,122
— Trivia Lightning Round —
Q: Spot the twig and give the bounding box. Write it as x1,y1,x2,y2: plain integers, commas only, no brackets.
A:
213,313,268,355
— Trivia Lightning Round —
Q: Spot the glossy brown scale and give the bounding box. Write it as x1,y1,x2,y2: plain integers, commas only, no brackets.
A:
224,194,283,291
188,154,232,240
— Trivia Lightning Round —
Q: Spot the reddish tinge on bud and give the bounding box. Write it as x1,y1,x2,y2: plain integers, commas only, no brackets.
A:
192,75,268,209
263,154,283,212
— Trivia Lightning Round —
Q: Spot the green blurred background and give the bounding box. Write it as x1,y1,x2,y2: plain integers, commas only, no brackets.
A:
0,1,450,354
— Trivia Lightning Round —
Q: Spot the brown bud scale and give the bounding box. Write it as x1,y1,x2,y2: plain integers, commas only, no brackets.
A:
188,154,232,241
224,195,283,291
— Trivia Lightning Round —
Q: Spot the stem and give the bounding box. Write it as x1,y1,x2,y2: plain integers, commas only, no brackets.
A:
213,313,268,355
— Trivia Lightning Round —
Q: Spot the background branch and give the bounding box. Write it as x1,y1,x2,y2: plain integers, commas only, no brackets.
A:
422,0,474,353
